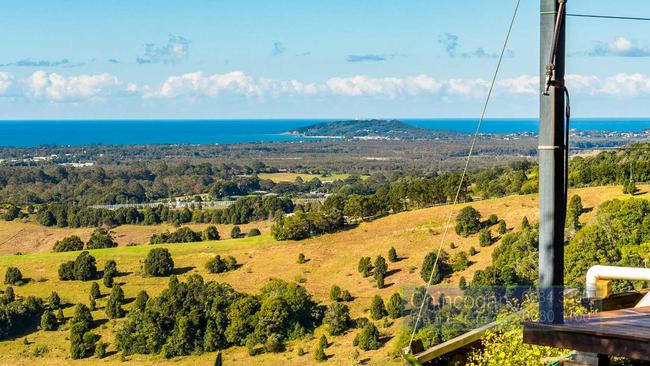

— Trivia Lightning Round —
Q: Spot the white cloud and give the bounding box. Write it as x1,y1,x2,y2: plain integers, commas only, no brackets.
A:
136,35,191,64
25,71,123,101
599,73,650,96
588,36,650,57
325,75,443,98
0,72,14,95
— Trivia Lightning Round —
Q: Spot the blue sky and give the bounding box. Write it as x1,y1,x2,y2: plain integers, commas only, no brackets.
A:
0,0,649,119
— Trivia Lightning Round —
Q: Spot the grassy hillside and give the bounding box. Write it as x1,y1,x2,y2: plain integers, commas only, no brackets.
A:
0,185,645,365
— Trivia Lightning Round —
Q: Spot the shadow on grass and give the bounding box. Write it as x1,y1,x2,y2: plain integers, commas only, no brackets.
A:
91,318,109,329
171,266,195,275
386,268,401,277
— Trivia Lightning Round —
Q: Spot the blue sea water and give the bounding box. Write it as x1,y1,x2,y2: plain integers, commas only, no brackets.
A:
0,118,648,147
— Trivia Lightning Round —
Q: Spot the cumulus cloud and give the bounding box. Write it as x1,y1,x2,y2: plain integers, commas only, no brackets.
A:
146,71,319,99
326,75,442,97
0,72,14,95
439,33,513,58
271,42,286,56
587,37,650,57
24,71,126,101
136,35,191,64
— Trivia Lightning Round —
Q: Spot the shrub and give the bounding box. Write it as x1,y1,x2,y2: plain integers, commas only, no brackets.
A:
143,248,174,277
420,250,450,285
71,304,93,332
314,343,327,361
340,290,353,302
369,295,386,320
48,291,61,309
4,267,23,285
297,253,307,264
497,220,507,234
455,206,481,237
205,255,238,273
323,302,351,336
133,290,149,312
230,226,241,239
73,251,98,281
468,246,478,256
329,285,342,302
89,282,100,300
296,347,305,356
521,216,531,230
247,228,261,237
319,334,329,349
357,257,372,277
373,256,388,288
450,242,457,249
70,322,99,359
388,247,398,262
488,214,499,225
40,310,57,331
94,341,108,359
53,236,84,252
386,293,404,319
105,284,125,319
58,261,75,281
353,323,380,351
86,228,117,249
459,276,467,290
479,228,493,247
3,205,20,221
202,225,220,241
451,251,470,272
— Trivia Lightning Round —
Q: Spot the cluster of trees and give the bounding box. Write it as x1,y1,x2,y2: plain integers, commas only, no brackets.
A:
205,255,238,274
53,229,116,252
0,287,44,340
271,211,344,241
115,277,321,358
35,195,294,229
58,251,98,281
150,227,204,244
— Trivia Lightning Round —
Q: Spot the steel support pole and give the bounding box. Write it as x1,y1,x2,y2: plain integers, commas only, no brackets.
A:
539,0,566,324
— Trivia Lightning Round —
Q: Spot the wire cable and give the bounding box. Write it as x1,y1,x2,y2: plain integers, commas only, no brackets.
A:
567,13,650,22
405,0,522,355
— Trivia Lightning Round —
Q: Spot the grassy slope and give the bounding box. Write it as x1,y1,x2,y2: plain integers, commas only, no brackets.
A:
257,172,362,183
0,185,645,366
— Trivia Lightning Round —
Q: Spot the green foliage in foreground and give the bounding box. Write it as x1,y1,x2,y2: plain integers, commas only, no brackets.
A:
116,276,319,358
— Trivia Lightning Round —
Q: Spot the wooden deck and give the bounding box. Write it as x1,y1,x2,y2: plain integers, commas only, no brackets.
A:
523,306,650,361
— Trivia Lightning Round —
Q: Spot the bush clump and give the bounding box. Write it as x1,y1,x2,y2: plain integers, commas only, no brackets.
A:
205,255,238,274
53,235,84,252
143,248,174,277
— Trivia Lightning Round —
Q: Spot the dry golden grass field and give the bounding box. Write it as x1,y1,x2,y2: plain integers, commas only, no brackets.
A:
0,185,645,366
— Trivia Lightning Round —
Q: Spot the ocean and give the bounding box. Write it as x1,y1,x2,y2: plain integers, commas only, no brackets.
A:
0,118,649,147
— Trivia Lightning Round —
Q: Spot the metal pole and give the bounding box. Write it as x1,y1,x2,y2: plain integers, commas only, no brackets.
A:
539,0,566,324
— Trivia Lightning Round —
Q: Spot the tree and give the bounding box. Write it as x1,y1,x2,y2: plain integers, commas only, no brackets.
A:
521,216,531,230
73,251,98,281
133,290,149,312
373,256,388,288
105,284,125,319
143,248,174,277
247,228,261,237
230,226,241,239
4,267,23,285
455,206,481,237
319,334,329,349
90,282,101,300
297,253,307,264
479,228,493,247
49,291,61,309
40,310,57,331
53,235,84,252
2,286,14,303
202,225,220,241
468,246,478,256
102,259,118,288
420,250,449,285
323,302,351,336
94,341,108,359
452,251,470,272
353,323,380,351
71,303,93,332
314,343,327,361
388,247,398,262
86,228,117,249
498,220,507,235
624,179,638,195
566,194,583,231
488,214,499,225
3,205,20,221
329,285,342,301
459,276,467,290
206,255,238,273
70,322,99,359
357,257,372,277
386,293,404,319
340,290,353,302
225,296,260,346
58,261,75,281
56,308,65,323
369,295,386,320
